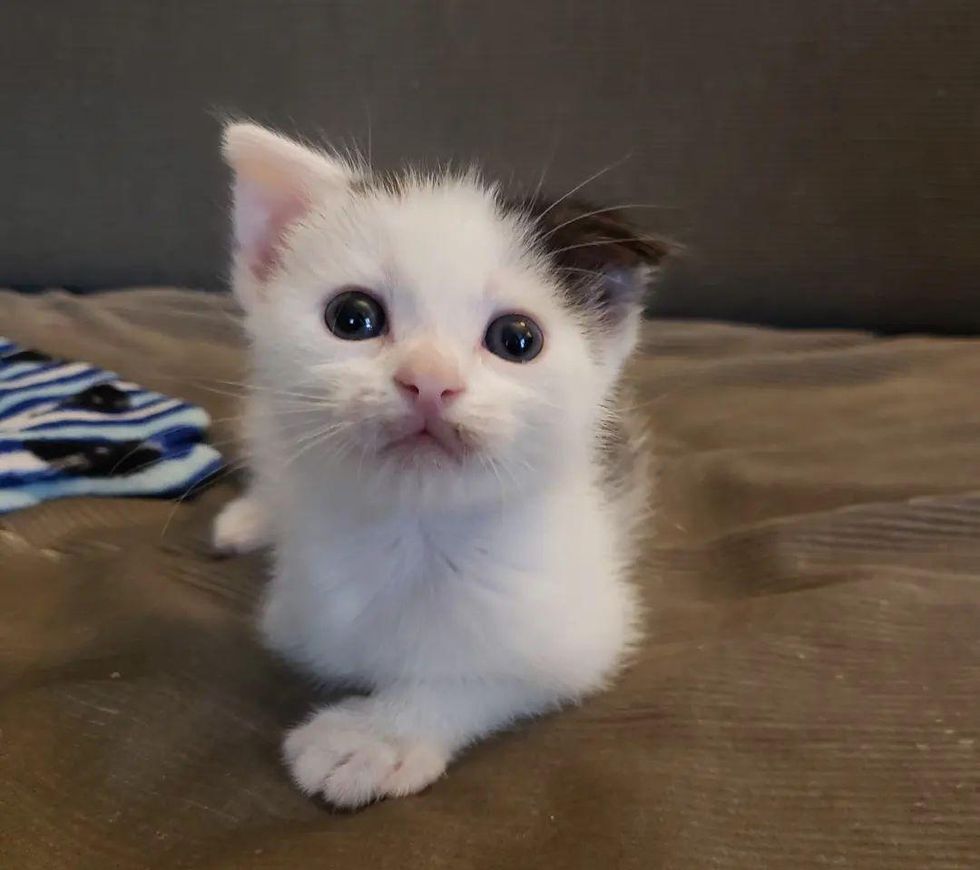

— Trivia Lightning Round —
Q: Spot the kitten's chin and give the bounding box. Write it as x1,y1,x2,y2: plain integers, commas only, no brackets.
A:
369,430,513,507
312,435,531,509
383,435,462,468
378,416,477,467
384,427,458,460
297,418,529,507
379,436,479,485
364,455,490,508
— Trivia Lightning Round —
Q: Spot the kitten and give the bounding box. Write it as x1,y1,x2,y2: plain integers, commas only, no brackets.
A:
213,122,667,808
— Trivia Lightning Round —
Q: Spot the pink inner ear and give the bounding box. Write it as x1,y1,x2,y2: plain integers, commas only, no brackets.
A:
249,196,310,281
234,178,311,281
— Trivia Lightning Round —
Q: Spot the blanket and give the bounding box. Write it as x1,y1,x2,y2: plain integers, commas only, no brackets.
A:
0,289,977,869
0,337,222,514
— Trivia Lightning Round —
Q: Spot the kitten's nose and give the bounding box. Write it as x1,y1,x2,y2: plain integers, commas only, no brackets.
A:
394,350,465,415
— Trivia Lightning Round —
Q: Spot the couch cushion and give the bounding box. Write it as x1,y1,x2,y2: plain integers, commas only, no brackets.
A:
1,289,978,868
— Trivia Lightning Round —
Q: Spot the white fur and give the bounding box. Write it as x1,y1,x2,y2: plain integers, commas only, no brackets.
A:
215,122,647,807
211,492,270,554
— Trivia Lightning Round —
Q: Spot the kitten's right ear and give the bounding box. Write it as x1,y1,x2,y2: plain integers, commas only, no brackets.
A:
222,122,355,293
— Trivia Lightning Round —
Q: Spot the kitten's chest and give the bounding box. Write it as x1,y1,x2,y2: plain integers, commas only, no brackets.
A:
293,513,510,618
270,512,538,680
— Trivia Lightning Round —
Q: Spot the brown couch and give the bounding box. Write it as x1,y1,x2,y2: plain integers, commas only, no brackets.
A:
1,289,977,868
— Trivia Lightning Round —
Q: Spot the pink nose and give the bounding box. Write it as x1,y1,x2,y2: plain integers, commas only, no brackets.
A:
394,351,465,414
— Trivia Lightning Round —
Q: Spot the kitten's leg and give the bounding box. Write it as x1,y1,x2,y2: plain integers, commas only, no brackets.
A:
211,491,271,554
283,680,553,808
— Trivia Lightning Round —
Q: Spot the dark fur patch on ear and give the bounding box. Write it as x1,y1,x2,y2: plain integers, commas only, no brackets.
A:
505,195,673,323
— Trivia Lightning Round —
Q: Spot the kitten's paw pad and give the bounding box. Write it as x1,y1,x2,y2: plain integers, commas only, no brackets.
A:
211,495,269,555
283,712,447,809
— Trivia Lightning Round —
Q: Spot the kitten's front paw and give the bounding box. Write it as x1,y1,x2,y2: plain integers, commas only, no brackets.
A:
211,494,270,555
283,707,448,809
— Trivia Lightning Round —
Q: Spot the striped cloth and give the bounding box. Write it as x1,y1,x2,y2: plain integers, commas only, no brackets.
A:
0,337,223,514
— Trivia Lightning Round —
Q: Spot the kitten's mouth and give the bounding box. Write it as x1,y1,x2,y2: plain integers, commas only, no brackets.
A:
383,418,466,461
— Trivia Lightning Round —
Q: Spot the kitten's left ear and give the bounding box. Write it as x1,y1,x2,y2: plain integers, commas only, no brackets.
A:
524,197,674,374
527,198,672,322
222,122,356,296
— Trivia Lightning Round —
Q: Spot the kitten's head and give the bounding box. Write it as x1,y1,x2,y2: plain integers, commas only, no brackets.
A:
223,122,667,505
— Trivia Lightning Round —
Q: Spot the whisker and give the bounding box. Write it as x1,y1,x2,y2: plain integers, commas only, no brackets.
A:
549,236,664,257
539,203,675,242
206,379,333,403
181,383,253,402
363,97,373,168
159,458,244,540
185,382,333,411
198,437,247,452
555,266,605,281
531,121,563,203
285,420,349,452
481,454,507,510
534,153,632,223
208,403,326,428
141,305,242,327
497,456,525,491
280,420,355,471
106,442,157,477
356,435,369,483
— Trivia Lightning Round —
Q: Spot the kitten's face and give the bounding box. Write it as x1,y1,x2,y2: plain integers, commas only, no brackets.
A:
224,124,664,504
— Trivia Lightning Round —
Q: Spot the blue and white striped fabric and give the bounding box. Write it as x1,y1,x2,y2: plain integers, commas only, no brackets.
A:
0,337,223,514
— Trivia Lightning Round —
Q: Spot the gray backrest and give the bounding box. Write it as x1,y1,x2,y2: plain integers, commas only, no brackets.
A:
1,0,977,331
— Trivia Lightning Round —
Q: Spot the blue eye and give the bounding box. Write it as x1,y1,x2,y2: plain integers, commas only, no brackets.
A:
324,290,387,340
484,314,544,363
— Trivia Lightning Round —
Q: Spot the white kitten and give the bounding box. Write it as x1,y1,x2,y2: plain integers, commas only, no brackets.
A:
213,122,666,808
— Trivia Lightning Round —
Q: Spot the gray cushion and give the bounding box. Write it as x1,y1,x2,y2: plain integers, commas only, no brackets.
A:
1,1,978,331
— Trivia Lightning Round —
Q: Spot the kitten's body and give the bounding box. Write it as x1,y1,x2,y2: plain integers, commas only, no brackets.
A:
252,399,638,696
214,123,664,807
